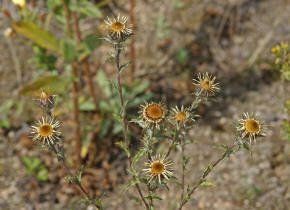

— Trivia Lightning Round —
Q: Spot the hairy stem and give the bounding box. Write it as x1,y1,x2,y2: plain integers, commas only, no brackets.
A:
165,126,180,159
114,43,150,210
178,143,237,210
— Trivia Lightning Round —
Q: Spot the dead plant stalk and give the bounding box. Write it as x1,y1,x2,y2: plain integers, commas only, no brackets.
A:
63,0,82,167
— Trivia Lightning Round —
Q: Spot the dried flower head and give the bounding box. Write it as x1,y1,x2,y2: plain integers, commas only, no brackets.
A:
169,105,194,126
36,90,55,110
139,102,166,129
104,14,132,42
237,112,266,143
192,72,220,96
143,154,173,183
31,117,61,145
12,0,26,9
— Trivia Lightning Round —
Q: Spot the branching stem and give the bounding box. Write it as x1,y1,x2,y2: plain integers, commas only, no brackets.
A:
50,144,101,210
178,143,237,210
114,43,150,210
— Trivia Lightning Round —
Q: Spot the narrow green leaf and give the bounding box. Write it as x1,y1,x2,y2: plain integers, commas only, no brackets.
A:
77,166,84,184
119,62,131,73
11,21,60,53
215,144,228,150
19,75,70,96
115,141,130,158
122,179,140,192
201,180,215,187
132,149,145,168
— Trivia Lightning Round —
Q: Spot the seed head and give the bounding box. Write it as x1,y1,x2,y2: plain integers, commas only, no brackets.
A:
237,112,266,144
169,105,195,126
139,102,166,129
192,72,220,96
31,117,61,145
143,154,173,184
104,14,132,42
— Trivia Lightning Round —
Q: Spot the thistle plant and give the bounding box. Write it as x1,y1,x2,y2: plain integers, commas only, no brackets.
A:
19,4,268,208
30,90,102,209
103,14,267,210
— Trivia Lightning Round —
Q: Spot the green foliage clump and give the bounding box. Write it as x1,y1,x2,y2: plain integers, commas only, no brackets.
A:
22,156,48,181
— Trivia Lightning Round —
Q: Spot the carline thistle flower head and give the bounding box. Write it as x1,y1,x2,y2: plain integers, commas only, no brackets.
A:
139,101,166,129
192,72,220,96
169,105,195,126
237,112,266,144
104,14,132,42
31,117,61,145
143,154,173,184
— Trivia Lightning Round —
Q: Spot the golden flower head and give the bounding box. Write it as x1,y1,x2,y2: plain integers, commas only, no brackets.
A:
104,14,132,42
169,105,195,126
143,154,173,184
237,112,266,143
31,117,61,145
192,72,220,96
139,101,166,129
12,0,26,9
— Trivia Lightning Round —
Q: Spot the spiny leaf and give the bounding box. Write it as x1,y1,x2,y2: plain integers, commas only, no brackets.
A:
11,21,60,53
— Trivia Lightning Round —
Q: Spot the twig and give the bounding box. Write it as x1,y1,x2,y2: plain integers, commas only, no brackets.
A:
178,143,237,210
63,0,82,167
6,37,22,85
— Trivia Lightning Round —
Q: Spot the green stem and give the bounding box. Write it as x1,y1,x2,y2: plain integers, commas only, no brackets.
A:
114,43,150,210
178,143,237,210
